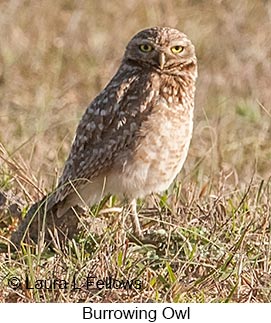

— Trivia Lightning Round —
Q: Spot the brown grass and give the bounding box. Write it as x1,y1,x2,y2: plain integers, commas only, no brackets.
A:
0,0,271,303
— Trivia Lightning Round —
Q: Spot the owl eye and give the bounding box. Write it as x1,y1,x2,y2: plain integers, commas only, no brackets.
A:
171,46,184,54
139,44,153,52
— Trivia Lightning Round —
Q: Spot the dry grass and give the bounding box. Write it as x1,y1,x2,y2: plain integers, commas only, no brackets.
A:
0,0,271,302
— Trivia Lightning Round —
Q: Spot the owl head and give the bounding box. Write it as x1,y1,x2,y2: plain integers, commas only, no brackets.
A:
123,26,197,75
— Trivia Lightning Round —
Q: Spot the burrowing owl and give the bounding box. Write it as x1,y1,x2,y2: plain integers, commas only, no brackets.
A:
11,26,197,246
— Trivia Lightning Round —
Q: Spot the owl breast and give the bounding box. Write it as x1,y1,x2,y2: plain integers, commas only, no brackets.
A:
70,68,196,207
105,74,195,199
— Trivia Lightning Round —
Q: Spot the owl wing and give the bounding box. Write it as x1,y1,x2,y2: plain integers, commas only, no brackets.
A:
53,71,151,205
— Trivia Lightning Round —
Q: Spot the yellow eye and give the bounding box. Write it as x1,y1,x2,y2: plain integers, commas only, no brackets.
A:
171,46,184,54
139,44,153,52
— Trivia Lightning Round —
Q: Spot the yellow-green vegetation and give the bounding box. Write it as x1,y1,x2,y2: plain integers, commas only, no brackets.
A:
0,0,271,302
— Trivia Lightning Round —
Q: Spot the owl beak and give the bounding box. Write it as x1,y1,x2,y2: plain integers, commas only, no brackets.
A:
158,52,166,70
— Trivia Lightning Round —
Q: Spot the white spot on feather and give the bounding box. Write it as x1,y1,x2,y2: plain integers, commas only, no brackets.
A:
86,121,96,131
100,109,107,116
117,117,127,129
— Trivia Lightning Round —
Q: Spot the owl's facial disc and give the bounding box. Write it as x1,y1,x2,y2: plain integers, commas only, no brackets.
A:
124,27,196,73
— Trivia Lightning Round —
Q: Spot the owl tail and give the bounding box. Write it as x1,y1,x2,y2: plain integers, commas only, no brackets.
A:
10,195,81,250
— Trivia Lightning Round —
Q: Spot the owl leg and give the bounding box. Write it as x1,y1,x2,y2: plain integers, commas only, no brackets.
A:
129,199,143,238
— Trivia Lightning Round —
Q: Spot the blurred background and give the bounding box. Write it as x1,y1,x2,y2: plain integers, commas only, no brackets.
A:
0,0,270,198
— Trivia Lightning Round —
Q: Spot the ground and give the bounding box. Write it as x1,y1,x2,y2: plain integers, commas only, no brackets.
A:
0,0,271,302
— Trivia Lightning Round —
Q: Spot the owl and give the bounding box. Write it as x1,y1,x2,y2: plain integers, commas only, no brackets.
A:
11,26,197,247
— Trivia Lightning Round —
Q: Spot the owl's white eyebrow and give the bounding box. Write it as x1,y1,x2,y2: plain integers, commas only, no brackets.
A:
170,40,188,47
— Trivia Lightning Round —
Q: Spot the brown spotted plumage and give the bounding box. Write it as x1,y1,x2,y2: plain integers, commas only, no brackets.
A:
11,26,197,246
